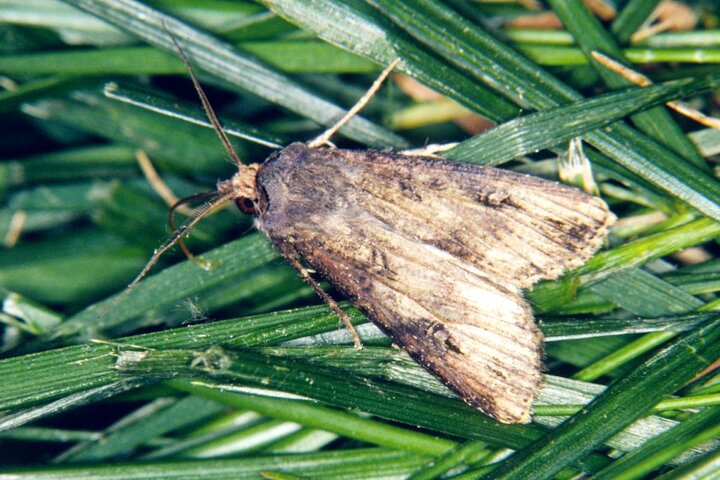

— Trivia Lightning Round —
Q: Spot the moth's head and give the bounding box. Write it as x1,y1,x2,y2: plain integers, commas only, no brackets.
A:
218,163,261,214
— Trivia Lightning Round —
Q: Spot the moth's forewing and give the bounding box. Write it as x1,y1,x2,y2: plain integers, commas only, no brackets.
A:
254,143,613,424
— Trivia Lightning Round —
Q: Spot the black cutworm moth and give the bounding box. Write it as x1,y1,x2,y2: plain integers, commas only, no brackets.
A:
127,42,614,424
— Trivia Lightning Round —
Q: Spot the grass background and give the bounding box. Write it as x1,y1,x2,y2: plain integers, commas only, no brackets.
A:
1,0,720,478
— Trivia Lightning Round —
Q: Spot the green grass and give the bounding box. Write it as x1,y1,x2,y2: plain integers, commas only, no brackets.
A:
1,0,720,478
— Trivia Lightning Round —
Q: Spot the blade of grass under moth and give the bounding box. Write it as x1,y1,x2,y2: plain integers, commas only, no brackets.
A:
355,0,720,222
57,0,407,148
122,350,552,452
4,307,711,460
484,318,720,480
118,349,630,473
5,352,705,471
261,342,720,458
0,448,428,480
10,304,715,413
5,330,544,453
235,346,720,461
547,0,707,169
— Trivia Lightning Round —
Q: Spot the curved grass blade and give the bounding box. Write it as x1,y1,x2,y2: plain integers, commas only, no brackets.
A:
103,82,284,149
445,76,720,165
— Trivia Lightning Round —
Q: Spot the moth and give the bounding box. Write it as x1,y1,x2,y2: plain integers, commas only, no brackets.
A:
129,45,614,424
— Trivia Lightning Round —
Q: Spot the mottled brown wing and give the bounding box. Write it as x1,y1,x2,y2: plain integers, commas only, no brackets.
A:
255,143,614,423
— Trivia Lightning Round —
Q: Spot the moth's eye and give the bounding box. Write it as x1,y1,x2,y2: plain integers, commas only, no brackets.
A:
236,197,256,214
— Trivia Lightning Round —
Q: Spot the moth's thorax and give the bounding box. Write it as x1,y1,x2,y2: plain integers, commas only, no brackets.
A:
219,163,260,214
255,142,352,236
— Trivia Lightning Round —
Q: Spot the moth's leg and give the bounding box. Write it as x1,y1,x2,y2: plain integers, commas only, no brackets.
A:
284,254,364,350
591,51,720,130
308,58,401,149
400,142,459,157
164,23,245,167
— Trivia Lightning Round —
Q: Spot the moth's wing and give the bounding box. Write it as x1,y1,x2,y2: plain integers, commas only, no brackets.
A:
256,144,613,423
345,149,615,289
288,216,543,423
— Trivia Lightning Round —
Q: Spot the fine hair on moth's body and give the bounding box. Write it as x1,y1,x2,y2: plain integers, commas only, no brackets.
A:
126,34,614,424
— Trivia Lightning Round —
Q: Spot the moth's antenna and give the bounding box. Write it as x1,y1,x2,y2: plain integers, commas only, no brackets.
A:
163,23,244,166
309,58,402,148
100,26,249,319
